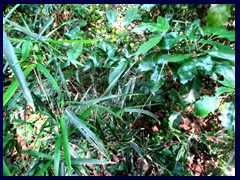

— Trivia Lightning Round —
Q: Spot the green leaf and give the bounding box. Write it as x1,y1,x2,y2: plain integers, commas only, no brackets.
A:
3,64,35,106
150,66,165,95
124,108,160,122
206,4,231,27
88,52,102,69
138,53,158,72
178,60,196,84
65,108,110,160
67,43,83,60
59,117,72,176
216,30,235,41
169,111,182,130
35,160,53,176
23,150,53,159
140,4,156,11
106,9,118,27
124,8,141,26
179,77,201,105
185,19,203,40
3,160,12,176
215,87,234,97
22,41,32,61
71,158,115,165
219,101,234,131
131,23,167,34
213,64,235,88
3,30,35,111
36,63,62,95
136,36,162,56
167,54,191,63
156,16,169,32
159,32,186,50
194,96,218,118
105,59,128,95
207,49,235,64
194,55,213,74
54,136,61,176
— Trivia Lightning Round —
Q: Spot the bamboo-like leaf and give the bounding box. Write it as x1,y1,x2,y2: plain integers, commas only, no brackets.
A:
4,4,20,20
3,64,35,106
3,30,35,111
38,17,55,38
34,160,53,176
36,63,62,95
71,158,116,165
135,36,162,57
59,117,72,176
23,150,53,159
124,108,160,123
54,136,62,176
3,160,12,176
65,107,110,160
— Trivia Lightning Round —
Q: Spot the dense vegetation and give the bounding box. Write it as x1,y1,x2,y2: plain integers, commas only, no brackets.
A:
3,4,235,176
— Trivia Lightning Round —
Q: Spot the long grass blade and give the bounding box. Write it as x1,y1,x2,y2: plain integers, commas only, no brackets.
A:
3,30,35,111
3,160,12,176
124,108,160,123
34,160,53,176
3,64,35,106
59,117,72,176
4,4,20,20
65,107,110,160
38,17,55,38
36,63,62,96
23,150,53,159
54,136,61,176
71,158,116,165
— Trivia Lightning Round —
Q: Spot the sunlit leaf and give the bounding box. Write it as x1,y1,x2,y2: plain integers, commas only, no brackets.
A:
206,4,231,27
106,9,118,27
194,96,218,118
124,8,141,26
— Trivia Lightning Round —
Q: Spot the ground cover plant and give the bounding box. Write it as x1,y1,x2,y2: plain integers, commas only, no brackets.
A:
3,4,235,176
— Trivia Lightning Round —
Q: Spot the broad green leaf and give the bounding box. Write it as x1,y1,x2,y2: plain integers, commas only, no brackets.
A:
106,9,118,27
185,19,203,40
35,160,53,176
71,158,115,165
138,53,158,72
207,50,235,64
132,22,169,34
105,59,128,95
54,136,61,176
3,64,35,106
3,160,12,176
65,108,110,160
88,52,102,69
22,41,32,61
140,4,156,11
150,66,165,95
215,87,234,97
206,4,231,27
59,117,72,176
36,63,62,95
67,43,83,60
169,111,182,129
194,96,218,118
216,30,235,41
167,54,190,63
3,30,35,111
194,55,213,74
156,16,169,32
178,60,196,84
124,8,141,26
179,77,201,105
213,64,235,88
124,108,160,122
136,36,162,56
159,32,186,50
219,101,234,131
